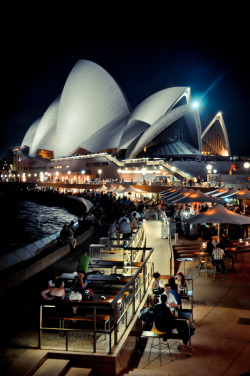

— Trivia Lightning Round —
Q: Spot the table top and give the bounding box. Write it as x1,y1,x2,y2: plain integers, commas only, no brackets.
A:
177,309,192,320
176,257,193,262
194,251,209,256
63,292,123,305
84,273,133,284
90,260,142,268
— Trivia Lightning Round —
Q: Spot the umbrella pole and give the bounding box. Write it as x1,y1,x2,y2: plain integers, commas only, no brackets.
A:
244,200,246,215
217,222,220,240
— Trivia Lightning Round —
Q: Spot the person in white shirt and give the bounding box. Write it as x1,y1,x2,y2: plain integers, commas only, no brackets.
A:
162,283,178,312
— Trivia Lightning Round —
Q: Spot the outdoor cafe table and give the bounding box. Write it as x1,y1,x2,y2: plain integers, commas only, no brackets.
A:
89,259,143,274
87,273,135,287
60,272,135,288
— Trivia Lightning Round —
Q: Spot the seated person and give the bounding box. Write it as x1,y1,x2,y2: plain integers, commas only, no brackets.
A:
67,224,77,248
212,243,226,273
152,272,162,293
48,272,64,289
168,276,181,306
59,224,69,245
41,278,65,301
177,272,188,294
162,283,178,312
206,237,214,255
73,272,88,292
154,294,189,345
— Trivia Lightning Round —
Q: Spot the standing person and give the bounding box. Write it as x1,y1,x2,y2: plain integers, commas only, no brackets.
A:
78,249,93,273
108,218,118,239
154,294,189,345
119,218,132,239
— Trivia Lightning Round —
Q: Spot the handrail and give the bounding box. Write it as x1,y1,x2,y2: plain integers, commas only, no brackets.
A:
111,247,154,307
39,246,154,353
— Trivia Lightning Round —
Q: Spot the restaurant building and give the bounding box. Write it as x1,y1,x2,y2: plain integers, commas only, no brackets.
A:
8,59,231,184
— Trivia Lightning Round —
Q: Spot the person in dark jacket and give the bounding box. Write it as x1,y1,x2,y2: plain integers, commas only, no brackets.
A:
154,294,189,345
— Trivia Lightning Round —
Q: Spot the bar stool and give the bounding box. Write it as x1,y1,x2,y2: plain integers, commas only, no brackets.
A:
141,328,173,365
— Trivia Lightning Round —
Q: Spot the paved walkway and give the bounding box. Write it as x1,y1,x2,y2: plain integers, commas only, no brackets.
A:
2,218,250,376
138,219,250,376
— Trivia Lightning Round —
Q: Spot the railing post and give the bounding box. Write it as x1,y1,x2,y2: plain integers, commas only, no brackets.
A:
93,307,96,352
132,281,136,314
114,306,118,345
39,305,42,349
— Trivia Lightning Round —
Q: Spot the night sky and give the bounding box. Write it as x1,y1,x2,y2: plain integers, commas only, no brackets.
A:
1,3,249,160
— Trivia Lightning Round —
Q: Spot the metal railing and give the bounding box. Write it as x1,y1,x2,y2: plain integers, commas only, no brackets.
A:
39,246,154,354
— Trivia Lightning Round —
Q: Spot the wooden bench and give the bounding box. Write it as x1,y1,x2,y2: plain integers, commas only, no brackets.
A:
47,313,111,335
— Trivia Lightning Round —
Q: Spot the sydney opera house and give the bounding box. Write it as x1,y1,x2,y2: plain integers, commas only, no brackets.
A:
10,59,231,184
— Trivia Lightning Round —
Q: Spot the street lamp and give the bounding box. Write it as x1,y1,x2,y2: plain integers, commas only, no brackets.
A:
206,164,212,182
244,162,250,185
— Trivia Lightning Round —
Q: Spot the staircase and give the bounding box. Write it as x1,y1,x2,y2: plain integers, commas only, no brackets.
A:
6,350,94,376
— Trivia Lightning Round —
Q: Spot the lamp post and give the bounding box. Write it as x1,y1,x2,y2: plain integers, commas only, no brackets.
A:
244,162,250,186
98,169,102,180
81,170,85,183
206,164,212,184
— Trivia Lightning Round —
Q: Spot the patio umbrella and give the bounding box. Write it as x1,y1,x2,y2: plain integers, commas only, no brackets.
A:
160,187,183,199
220,187,239,199
171,189,195,203
175,190,222,204
226,187,250,200
183,203,250,238
225,188,250,214
118,185,143,194
206,186,228,196
159,188,176,196
206,186,229,197
114,185,126,193
95,184,108,192
106,184,117,192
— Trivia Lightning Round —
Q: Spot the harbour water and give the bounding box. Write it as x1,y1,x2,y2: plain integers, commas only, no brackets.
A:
0,193,79,255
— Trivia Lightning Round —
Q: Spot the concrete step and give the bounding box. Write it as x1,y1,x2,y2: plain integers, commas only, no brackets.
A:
33,358,69,375
125,369,167,375
65,367,93,375
6,349,48,376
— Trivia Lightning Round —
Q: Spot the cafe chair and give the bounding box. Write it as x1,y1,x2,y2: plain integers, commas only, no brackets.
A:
141,327,174,365
212,263,224,281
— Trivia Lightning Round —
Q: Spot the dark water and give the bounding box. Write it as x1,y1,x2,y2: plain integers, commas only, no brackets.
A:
0,193,79,254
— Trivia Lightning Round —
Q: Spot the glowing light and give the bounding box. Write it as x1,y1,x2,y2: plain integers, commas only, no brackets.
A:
192,101,199,108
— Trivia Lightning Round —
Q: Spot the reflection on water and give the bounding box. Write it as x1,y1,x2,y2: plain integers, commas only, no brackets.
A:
0,194,78,254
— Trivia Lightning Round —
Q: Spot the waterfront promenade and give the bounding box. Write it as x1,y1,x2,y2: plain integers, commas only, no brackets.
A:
2,217,250,376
